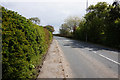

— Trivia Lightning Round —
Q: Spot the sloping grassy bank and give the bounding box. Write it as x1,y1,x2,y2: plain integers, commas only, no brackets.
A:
2,7,52,80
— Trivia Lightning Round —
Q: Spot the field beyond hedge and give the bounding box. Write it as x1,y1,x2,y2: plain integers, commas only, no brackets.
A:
2,7,53,79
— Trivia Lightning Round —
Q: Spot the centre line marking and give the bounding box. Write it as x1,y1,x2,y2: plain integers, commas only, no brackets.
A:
99,54,120,65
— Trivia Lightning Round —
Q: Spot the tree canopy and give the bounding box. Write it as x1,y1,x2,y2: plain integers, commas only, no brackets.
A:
29,17,40,25
44,25,55,33
64,16,81,32
59,2,120,49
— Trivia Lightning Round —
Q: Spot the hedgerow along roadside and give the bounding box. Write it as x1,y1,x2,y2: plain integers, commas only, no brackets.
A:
2,7,53,79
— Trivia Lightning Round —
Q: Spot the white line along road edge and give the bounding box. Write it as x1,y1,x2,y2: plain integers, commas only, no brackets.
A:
99,54,120,65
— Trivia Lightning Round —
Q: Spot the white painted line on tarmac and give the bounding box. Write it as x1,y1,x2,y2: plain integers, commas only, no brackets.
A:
93,51,97,53
85,48,92,51
64,40,71,42
99,54,120,65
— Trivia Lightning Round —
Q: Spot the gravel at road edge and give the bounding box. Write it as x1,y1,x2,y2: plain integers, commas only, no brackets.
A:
37,39,73,78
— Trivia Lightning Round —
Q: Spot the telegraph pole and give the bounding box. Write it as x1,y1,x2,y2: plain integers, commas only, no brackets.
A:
86,0,88,9
86,0,88,42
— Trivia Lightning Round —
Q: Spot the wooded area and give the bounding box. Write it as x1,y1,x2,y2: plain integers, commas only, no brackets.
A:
59,2,120,49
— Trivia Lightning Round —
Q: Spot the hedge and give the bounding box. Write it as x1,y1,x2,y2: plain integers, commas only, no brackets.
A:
2,7,53,80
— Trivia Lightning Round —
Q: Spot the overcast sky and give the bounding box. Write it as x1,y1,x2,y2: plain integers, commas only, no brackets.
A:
0,0,114,34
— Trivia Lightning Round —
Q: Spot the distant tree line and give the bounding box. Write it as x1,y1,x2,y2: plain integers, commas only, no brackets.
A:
59,2,120,49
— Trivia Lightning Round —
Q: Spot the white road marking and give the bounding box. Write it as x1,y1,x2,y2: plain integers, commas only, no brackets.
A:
62,38,120,66
99,54,120,65
85,48,119,65
85,48,92,51
93,51,97,53
64,40,71,42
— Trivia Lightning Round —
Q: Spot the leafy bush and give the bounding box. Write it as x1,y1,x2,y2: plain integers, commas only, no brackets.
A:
2,7,53,80
44,25,54,33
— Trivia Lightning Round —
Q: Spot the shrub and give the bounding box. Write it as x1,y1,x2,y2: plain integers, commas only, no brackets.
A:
2,7,53,80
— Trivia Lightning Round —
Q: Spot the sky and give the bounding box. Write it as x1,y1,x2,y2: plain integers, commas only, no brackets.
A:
0,0,114,34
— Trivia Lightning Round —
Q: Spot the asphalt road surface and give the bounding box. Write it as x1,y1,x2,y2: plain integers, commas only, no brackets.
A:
55,36,119,78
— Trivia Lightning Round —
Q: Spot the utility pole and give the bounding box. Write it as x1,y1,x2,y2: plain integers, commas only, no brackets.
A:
86,0,88,10
86,0,88,42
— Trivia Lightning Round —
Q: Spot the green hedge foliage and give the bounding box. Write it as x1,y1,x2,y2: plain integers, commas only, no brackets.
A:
2,7,53,80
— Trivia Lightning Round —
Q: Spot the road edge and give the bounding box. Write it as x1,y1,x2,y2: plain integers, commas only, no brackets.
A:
55,39,73,78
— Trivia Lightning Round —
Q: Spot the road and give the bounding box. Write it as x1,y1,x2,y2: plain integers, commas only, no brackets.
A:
55,36,119,78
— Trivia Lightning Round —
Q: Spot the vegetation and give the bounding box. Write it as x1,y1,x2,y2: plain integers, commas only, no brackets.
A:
59,2,120,49
0,6,2,67
59,23,71,37
44,25,55,33
2,7,53,80
29,17,40,25
59,16,81,37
